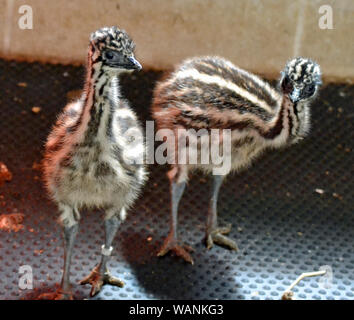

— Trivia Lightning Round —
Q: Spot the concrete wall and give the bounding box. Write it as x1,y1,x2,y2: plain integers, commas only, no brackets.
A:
0,0,353,81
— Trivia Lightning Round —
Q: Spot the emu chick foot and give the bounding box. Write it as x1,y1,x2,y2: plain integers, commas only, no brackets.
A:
157,233,194,265
80,265,124,297
37,287,74,300
206,223,238,251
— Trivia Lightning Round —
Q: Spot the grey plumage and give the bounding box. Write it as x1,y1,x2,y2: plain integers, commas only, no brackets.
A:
42,26,147,299
152,56,321,264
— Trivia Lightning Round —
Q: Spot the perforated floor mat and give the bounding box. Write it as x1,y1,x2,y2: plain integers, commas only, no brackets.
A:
0,59,353,300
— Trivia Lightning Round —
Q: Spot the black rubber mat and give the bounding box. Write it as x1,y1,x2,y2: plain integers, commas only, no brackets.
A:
0,59,353,300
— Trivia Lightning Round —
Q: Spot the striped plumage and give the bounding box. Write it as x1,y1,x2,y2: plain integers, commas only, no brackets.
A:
42,27,147,299
152,56,321,264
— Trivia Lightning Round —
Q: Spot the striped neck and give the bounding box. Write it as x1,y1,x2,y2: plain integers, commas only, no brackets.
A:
267,93,308,147
80,50,121,146
287,98,311,143
268,95,293,144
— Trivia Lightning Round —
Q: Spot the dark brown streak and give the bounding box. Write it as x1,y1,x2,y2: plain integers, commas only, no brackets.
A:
174,98,286,140
161,77,273,121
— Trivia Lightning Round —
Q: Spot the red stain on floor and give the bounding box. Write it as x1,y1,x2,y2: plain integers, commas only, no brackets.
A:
0,213,25,232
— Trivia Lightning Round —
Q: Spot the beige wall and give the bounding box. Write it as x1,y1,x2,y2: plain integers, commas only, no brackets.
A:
0,0,353,81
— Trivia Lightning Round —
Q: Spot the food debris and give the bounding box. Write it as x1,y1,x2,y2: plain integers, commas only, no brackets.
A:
315,188,325,194
339,91,346,97
282,291,294,300
0,213,25,232
332,192,343,200
13,96,23,103
0,162,12,186
281,270,327,300
32,106,41,114
297,232,303,237
17,82,27,87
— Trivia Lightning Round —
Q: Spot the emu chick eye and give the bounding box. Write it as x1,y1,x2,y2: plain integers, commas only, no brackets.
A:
304,85,315,95
105,51,115,60
104,50,127,65
304,77,312,84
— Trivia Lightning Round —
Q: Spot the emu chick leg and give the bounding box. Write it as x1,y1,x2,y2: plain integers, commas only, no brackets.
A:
80,214,124,297
206,175,238,251
157,179,194,264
